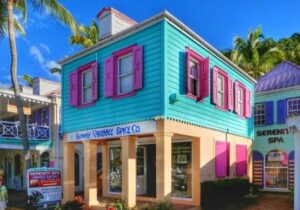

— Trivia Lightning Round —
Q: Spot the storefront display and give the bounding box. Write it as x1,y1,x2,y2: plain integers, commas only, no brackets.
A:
109,147,122,193
265,150,288,189
172,142,192,198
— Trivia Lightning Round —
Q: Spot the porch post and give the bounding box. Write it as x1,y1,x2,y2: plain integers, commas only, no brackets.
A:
101,142,108,197
155,132,173,200
121,136,137,208
294,132,300,210
83,141,98,206
192,137,201,206
62,139,75,202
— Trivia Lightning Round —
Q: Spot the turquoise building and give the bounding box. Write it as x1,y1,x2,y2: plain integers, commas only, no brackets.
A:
253,61,300,191
60,7,255,208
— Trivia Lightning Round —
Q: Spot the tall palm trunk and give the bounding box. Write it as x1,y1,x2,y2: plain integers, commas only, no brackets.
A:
7,0,31,181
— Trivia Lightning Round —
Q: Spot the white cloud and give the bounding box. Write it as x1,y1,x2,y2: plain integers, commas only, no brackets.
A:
30,45,45,65
39,43,51,54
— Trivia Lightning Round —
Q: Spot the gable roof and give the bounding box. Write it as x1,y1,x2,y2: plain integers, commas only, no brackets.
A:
255,61,300,93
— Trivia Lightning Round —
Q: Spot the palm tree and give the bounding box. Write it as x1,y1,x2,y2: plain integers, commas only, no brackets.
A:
227,27,284,79
70,19,99,48
49,19,99,75
4,0,78,172
22,74,33,87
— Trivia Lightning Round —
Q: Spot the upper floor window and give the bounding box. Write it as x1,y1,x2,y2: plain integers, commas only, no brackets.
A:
41,108,48,126
287,97,300,117
254,103,265,125
82,69,93,104
118,54,133,95
104,45,143,99
186,47,209,101
69,61,98,108
212,66,233,111
234,81,251,118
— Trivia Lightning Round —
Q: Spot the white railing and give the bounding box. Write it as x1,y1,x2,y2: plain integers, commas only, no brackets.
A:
0,121,50,140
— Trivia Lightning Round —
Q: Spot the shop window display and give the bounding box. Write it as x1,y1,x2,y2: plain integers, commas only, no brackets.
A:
172,142,192,198
109,147,122,193
265,149,288,189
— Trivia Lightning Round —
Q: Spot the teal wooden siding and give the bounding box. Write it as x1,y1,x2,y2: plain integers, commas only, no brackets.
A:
62,22,164,133
164,21,254,138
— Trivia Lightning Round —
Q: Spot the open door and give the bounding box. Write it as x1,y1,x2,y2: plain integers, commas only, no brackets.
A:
136,146,147,195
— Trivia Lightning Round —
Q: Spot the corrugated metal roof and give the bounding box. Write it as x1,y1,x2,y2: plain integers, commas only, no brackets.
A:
255,61,300,93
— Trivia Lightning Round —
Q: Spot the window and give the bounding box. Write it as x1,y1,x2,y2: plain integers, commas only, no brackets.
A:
254,104,266,125
41,109,48,126
69,61,98,107
217,75,225,107
234,81,251,118
82,69,93,104
118,54,133,95
186,47,209,101
40,152,50,167
104,45,143,99
172,142,192,198
287,97,300,117
109,147,122,193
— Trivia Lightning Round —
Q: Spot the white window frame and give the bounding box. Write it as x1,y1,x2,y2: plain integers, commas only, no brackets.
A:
254,103,266,126
217,75,225,107
118,53,133,95
287,97,300,117
237,87,244,115
81,69,93,104
188,58,200,97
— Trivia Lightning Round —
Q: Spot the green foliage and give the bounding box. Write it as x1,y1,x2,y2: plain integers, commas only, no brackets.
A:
21,74,33,87
201,178,250,210
106,200,173,210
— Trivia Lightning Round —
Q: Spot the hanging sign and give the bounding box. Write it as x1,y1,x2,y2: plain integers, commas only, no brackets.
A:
7,104,31,115
27,168,61,206
67,120,157,142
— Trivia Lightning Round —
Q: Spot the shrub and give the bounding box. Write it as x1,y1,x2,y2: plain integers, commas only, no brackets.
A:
201,178,250,209
59,196,89,210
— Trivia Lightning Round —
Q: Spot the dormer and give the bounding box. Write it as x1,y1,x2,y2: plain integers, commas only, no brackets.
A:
96,7,137,40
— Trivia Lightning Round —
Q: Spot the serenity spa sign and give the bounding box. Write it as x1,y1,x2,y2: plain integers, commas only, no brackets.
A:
256,128,294,143
67,120,157,142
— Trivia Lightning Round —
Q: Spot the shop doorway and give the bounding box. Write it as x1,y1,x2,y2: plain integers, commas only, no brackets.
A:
265,149,288,189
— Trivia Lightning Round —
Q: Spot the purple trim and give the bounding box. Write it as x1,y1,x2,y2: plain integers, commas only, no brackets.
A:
253,150,263,161
289,151,295,160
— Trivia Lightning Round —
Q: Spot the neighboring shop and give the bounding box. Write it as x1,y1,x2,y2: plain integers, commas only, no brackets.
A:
253,61,300,191
60,7,255,208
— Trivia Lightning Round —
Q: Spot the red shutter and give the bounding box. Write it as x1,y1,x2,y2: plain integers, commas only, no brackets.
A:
212,67,218,104
104,56,114,97
186,49,191,94
215,141,228,177
133,45,143,91
234,81,239,112
69,71,78,106
245,89,251,118
236,145,247,176
92,62,98,101
228,77,233,110
201,57,210,100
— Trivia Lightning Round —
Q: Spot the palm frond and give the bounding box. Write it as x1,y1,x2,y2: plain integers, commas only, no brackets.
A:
15,0,27,23
22,74,33,87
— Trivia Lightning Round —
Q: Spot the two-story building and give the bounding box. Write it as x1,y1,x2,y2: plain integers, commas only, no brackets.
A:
60,7,255,208
253,61,300,192
0,78,61,190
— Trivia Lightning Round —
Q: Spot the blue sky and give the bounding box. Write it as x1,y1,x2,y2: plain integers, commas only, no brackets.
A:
0,0,299,87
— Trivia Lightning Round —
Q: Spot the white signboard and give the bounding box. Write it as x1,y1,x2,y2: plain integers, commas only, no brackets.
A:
67,120,157,142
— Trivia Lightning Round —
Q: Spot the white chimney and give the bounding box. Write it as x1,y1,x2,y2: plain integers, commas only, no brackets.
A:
32,77,60,96
97,7,136,40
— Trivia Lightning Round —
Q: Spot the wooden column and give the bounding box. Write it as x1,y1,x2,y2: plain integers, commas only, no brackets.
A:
121,136,137,208
63,139,75,202
83,141,98,206
192,137,201,206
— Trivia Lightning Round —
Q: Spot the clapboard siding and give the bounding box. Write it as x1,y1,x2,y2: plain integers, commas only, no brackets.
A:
62,22,164,133
164,21,254,138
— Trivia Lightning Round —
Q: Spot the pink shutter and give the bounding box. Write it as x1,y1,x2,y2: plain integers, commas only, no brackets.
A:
212,67,218,104
227,142,230,176
228,77,233,110
234,81,239,112
236,145,247,176
133,45,143,91
200,57,210,100
245,89,251,118
215,141,228,177
104,56,114,97
186,50,191,94
69,71,78,106
92,62,98,101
